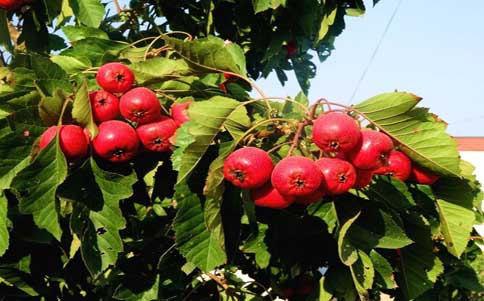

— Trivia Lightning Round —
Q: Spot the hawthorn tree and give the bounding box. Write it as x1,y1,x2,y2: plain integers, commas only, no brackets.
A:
0,1,483,301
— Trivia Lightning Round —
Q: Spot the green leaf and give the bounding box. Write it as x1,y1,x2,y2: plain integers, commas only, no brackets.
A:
338,211,361,266
62,25,108,41
433,178,476,257
398,244,444,300
11,135,67,241
30,54,68,80
174,96,249,184
0,193,8,256
0,267,39,296
350,250,374,297
445,262,484,292
252,0,284,13
308,201,337,233
113,275,159,301
347,208,413,250
317,6,337,42
354,92,460,177
242,224,271,268
50,55,91,74
316,276,333,301
369,250,396,289
0,10,12,50
163,35,247,75
366,177,415,211
173,185,226,271
129,57,191,85
72,79,98,138
69,0,105,28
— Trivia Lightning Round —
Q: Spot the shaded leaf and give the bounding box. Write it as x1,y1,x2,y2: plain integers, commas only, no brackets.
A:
50,55,91,74
350,250,374,297
113,275,159,301
62,25,108,41
309,201,337,233
242,224,270,269
173,185,226,271
338,211,360,266
369,250,396,289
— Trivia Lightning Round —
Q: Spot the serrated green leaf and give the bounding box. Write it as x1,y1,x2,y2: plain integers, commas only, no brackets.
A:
433,178,476,257
309,201,337,233
174,96,249,184
173,185,226,271
315,276,333,301
129,57,191,85
366,177,415,211
56,0,74,28
348,208,413,250
62,25,108,41
338,211,360,266
50,55,91,74
0,193,8,256
72,79,98,138
242,224,270,268
163,35,247,75
113,275,159,301
69,0,105,28
445,262,484,292
30,54,67,80
354,92,460,177
11,136,67,241
350,250,374,297
369,250,396,289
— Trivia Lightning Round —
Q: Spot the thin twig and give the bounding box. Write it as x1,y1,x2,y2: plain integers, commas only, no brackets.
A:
113,0,122,14
206,272,229,290
287,120,308,157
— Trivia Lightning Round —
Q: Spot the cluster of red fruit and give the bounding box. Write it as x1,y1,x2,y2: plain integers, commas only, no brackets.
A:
38,63,192,163
223,111,439,209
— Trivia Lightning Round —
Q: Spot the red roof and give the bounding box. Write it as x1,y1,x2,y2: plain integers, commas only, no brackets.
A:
454,137,484,151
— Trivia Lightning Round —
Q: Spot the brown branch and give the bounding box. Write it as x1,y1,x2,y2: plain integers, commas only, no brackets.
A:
287,120,308,157
113,0,122,14
206,272,229,290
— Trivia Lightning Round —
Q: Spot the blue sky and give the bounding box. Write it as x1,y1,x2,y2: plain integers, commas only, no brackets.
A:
256,0,484,136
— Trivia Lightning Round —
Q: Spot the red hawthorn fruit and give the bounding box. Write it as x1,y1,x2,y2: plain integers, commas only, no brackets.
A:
89,90,120,123
295,187,325,205
96,62,134,93
171,101,192,127
348,130,394,170
353,169,374,189
374,150,412,181
312,112,361,154
271,156,322,197
39,125,89,160
136,117,177,152
294,275,316,296
92,120,139,162
250,182,295,209
120,87,162,125
284,41,298,58
315,158,357,195
411,165,439,185
0,0,28,11
223,147,274,189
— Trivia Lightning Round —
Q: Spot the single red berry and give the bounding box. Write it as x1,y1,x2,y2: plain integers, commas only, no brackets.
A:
295,187,325,205
223,147,274,189
271,156,322,197
250,182,295,209
312,111,361,154
96,62,134,93
136,117,177,152
410,165,439,185
348,130,394,170
171,101,192,127
315,158,357,195
92,120,139,163
120,87,162,125
219,83,228,94
39,125,89,161
374,150,412,181
353,169,374,189
89,90,120,123
284,41,298,58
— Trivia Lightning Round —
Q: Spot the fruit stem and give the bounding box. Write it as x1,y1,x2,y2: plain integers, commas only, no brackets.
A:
57,95,73,127
206,272,229,290
224,71,272,114
266,142,293,154
287,120,308,157
241,96,310,116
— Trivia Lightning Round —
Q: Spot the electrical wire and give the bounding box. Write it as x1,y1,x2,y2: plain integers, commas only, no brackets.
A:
349,0,404,103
